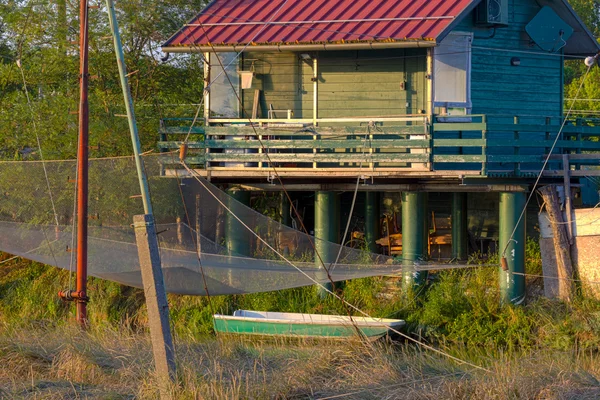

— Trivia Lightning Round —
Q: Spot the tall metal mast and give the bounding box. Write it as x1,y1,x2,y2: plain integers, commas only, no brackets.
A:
105,0,175,393
60,0,89,327
75,0,90,328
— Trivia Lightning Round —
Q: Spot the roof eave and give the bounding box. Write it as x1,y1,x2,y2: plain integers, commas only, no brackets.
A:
436,0,484,43
162,40,437,53
558,0,600,55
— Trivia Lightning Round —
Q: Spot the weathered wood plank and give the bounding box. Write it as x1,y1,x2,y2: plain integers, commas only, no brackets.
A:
159,127,205,134
203,125,426,135
205,139,430,149
433,139,486,147
433,123,487,131
538,186,575,302
159,139,431,150
487,155,544,163
204,153,430,163
432,155,485,162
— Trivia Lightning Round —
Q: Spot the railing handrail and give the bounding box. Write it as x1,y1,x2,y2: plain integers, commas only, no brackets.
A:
157,114,600,177
207,116,429,124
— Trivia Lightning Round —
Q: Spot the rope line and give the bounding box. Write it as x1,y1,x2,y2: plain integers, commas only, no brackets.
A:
180,161,490,373
331,129,371,271
168,151,215,312
15,59,62,272
0,239,60,266
513,271,600,285
202,0,292,92
500,61,595,259
16,60,60,227
190,20,347,294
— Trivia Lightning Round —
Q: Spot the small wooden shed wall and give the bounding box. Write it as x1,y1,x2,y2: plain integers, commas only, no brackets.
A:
241,48,428,119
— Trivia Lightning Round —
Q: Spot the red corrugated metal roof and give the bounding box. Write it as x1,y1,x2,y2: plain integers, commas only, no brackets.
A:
164,0,479,50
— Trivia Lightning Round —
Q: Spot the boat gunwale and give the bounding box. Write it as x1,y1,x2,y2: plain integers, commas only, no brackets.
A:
213,310,405,328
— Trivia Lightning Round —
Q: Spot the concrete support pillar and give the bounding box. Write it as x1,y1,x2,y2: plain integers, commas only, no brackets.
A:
402,192,428,289
451,193,468,261
499,192,526,305
225,187,251,257
314,191,340,297
364,192,380,253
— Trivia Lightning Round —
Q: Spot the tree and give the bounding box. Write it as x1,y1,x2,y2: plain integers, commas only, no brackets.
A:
0,0,207,160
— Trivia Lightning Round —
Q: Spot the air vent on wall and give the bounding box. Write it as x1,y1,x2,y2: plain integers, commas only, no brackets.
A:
475,0,509,27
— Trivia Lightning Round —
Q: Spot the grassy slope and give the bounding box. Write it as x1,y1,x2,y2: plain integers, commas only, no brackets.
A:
1,241,600,398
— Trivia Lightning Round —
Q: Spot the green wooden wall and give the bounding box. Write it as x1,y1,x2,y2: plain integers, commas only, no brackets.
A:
315,49,427,118
241,52,304,118
242,49,427,120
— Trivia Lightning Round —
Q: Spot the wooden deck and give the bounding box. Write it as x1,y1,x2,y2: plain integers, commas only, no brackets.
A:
158,115,600,185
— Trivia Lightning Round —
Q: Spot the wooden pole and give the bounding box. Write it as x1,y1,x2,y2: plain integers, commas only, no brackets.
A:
196,194,202,255
538,185,575,302
563,154,574,245
133,215,176,397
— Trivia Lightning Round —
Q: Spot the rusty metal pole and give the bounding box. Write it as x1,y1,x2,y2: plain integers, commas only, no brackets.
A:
76,0,90,327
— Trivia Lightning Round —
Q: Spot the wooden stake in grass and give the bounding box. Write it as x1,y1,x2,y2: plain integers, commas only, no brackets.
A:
538,185,575,302
133,214,176,398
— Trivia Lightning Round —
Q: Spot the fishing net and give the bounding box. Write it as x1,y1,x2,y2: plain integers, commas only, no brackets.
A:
0,154,413,295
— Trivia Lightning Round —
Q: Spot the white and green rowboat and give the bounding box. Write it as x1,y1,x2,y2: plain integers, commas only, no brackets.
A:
213,310,405,340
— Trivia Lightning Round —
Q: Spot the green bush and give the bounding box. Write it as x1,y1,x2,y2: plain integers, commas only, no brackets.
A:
2,236,600,354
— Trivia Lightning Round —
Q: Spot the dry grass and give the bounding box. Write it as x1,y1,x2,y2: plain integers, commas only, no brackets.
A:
0,322,599,399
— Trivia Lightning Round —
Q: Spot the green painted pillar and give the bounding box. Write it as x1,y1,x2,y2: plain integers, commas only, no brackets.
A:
314,191,340,297
499,192,526,305
402,192,428,289
364,192,381,253
280,192,292,227
225,187,251,257
451,193,468,261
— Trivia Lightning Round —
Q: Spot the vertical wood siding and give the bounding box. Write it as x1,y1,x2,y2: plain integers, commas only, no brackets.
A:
242,49,427,120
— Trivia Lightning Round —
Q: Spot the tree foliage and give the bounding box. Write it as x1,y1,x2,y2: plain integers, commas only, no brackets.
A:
565,0,600,92
0,0,206,160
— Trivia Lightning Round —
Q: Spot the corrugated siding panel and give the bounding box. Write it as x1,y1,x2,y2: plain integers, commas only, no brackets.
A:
164,0,478,48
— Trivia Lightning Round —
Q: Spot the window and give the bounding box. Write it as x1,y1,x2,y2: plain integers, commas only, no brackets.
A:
209,52,240,118
433,32,472,111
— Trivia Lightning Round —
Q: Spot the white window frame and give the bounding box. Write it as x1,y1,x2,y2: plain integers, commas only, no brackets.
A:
433,31,473,113
208,52,240,118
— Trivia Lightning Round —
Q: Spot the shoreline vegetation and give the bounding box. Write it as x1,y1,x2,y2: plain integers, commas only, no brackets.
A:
1,242,600,398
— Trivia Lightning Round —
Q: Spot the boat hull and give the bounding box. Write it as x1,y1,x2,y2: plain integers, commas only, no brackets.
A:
213,310,404,339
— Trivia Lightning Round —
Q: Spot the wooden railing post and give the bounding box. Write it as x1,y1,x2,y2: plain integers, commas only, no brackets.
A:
576,117,582,171
481,115,487,176
258,133,264,169
514,116,520,176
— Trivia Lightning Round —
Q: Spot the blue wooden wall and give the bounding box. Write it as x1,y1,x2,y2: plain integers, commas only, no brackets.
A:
455,0,563,118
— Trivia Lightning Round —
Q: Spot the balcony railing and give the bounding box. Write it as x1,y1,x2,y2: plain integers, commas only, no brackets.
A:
158,115,600,179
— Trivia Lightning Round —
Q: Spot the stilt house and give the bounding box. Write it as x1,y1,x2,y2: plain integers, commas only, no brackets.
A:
161,0,600,303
